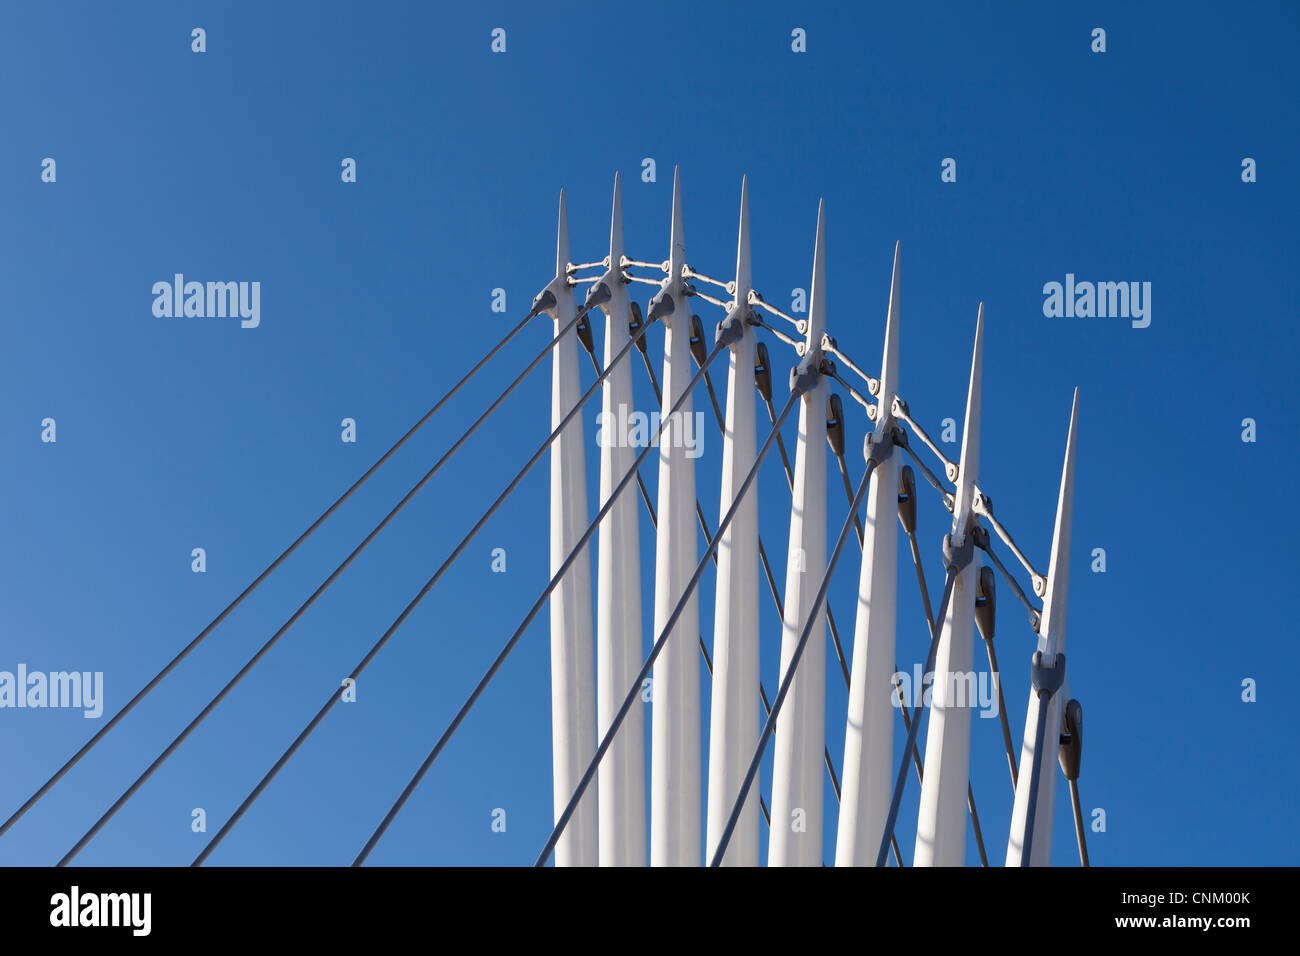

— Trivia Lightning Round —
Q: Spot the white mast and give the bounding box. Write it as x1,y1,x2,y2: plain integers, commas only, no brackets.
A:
546,190,598,867
914,306,984,866
768,201,830,866
1006,389,1079,865
705,178,760,866
593,173,646,866
835,242,902,865
650,168,702,866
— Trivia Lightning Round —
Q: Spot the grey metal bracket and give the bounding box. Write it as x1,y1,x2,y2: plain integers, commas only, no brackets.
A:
575,311,595,355
826,393,846,458
863,421,898,467
754,341,773,402
788,349,823,397
529,287,557,318
974,565,996,643
942,531,975,573
1030,650,1066,699
583,281,611,312
1058,698,1083,781
715,304,750,349
647,289,675,322
897,465,918,534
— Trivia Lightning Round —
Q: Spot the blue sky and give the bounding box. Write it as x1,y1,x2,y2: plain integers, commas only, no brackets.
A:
1,1,1296,866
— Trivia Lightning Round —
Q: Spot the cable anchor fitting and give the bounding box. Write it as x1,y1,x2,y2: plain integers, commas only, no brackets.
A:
942,530,976,573
754,341,774,402
788,348,823,397
583,280,612,311
647,288,675,323
826,393,846,458
688,314,708,366
1030,650,1066,700
715,303,751,350
974,565,996,643
1058,699,1083,781
574,311,595,357
863,420,899,468
897,465,918,534
529,288,557,318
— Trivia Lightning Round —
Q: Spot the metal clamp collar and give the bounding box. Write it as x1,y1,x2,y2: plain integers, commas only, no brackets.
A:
863,421,899,467
582,280,612,312
942,531,975,572
1030,650,1066,699
647,288,675,322
788,349,823,397
715,304,751,350
529,287,557,318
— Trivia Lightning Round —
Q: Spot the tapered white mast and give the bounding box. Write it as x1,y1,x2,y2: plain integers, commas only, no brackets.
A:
593,174,645,866
835,242,902,865
768,201,830,867
914,305,984,866
546,191,598,867
705,178,760,866
650,168,702,866
1006,389,1079,865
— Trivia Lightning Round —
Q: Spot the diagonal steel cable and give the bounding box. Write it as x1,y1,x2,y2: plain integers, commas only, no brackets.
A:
359,337,734,867
187,304,660,867
875,565,959,867
627,315,849,840
709,451,880,867
0,308,541,846
56,305,595,866
900,523,989,867
533,378,802,868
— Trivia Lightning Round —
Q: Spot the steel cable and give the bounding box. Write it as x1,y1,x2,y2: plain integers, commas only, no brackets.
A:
0,308,539,846
188,305,649,866
56,307,592,866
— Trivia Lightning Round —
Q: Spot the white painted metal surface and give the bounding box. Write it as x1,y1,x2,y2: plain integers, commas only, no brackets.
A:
1006,389,1079,866
914,305,984,866
768,201,830,867
835,242,902,865
545,190,598,867
705,178,760,866
650,168,702,866
532,173,1079,868
593,174,646,866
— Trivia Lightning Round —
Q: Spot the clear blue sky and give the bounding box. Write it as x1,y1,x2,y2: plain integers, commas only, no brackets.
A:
1,1,1295,866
